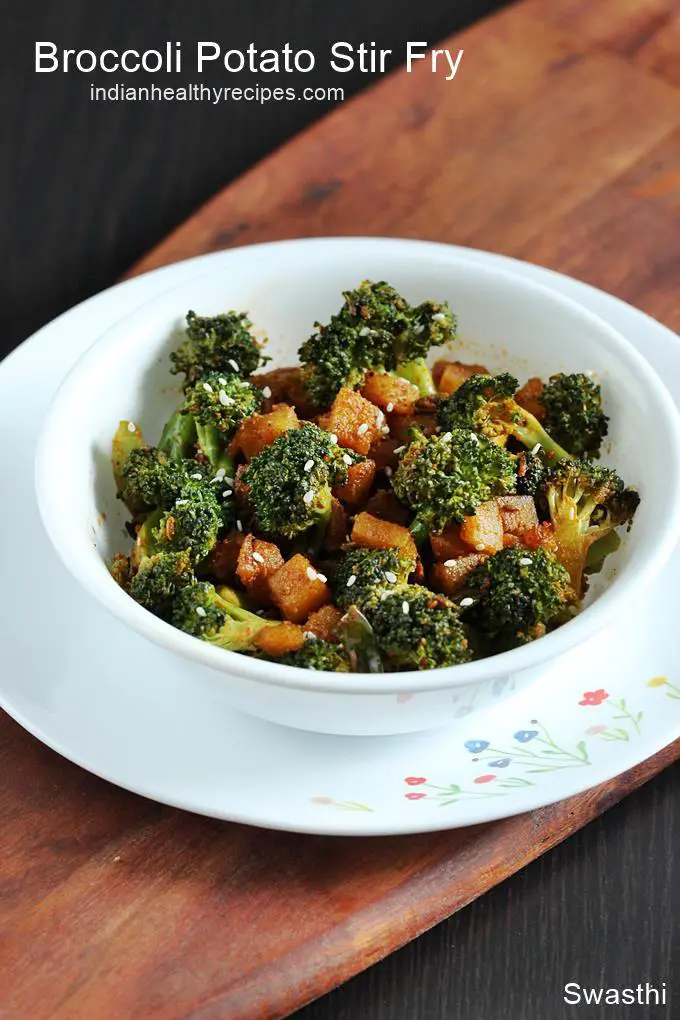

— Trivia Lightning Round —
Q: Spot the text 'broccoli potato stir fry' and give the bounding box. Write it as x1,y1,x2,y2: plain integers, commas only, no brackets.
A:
111,283,639,672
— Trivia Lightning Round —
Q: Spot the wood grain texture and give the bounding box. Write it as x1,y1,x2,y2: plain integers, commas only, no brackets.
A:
4,0,680,1017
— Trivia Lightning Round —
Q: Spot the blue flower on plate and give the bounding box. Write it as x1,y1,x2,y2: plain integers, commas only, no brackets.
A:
488,757,511,768
514,729,539,743
464,739,489,753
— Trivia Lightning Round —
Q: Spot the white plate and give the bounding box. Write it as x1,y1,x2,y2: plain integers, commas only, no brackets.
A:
2,245,679,835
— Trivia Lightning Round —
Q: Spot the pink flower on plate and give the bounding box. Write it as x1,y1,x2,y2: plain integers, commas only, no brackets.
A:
586,724,607,735
404,776,427,785
405,792,427,800
473,774,496,784
579,689,609,707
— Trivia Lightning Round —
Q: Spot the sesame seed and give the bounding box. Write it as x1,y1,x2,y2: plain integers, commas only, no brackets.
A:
329,433,338,444
175,499,189,506
223,477,234,487
386,402,394,413
380,590,390,600
302,631,317,640
215,467,226,480
195,606,207,617
203,382,214,393
519,557,533,566
402,601,410,615
228,359,240,372
469,432,479,443
191,473,203,480
346,575,357,588
384,466,393,477
414,323,425,335
459,597,474,608
345,533,352,543
236,520,243,532
127,421,137,433
394,445,406,454
475,544,486,551
316,572,327,583
531,443,542,455
444,559,457,567
357,423,369,435
359,326,372,336
384,570,397,583
433,312,447,322
306,567,318,581
441,431,452,442
303,490,315,504
382,425,390,434
219,390,235,406
262,385,272,399
304,459,315,472
219,377,227,385
568,506,576,520
252,551,265,564
342,453,353,466
376,409,385,427
222,489,233,498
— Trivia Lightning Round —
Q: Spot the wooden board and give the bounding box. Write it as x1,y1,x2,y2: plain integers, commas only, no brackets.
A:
4,2,680,1017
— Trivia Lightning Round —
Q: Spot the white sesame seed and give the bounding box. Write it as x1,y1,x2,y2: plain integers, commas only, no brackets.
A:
252,551,265,564
433,312,447,322
195,606,207,617
316,572,327,583
329,433,338,444
175,499,189,506
215,467,226,480
302,631,317,640
531,443,542,455
386,402,394,413
384,570,397,583
402,601,410,615
357,423,369,436
262,385,272,398
460,597,474,608
376,409,385,427
219,390,235,406
382,425,390,434
306,566,318,581
343,453,353,466
346,575,357,588
236,520,243,532
304,459,315,472
444,559,457,567
469,432,479,443
441,431,452,442
394,445,406,454
568,506,576,520
228,359,240,372
359,326,372,336
414,323,425,335
222,489,233,498
380,590,390,601
475,544,486,551
127,421,137,433
191,473,203,480
303,489,315,504
219,377,227,385
384,466,393,477
519,557,533,566
345,533,352,542
203,382,213,393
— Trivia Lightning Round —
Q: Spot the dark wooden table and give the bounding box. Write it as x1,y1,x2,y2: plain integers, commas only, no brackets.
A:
3,2,679,1018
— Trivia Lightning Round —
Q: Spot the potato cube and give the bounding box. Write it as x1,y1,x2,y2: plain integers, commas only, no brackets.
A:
363,489,411,526
232,404,299,460
515,377,546,420
497,495,539,538
361,371,419,414
236,534,284,604
304,604,344,643
351,512,417,562
433,360,489,396
460,500,504,553
333,459,377,508
387,412,438,443
430,554,487,596
430,523,470,561
267,554,331,623
254,622,305,657
318,388,384,455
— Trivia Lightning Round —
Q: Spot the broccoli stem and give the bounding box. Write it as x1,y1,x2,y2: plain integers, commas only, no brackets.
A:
585,531,621,572
207,594,277,652
158,409,197,462
512,412,572,464
339,606,384,672
130,508,163,569
195,421,235,476
395,358,436,397
112,421,143,493
409,515,432,547
308,489,334,554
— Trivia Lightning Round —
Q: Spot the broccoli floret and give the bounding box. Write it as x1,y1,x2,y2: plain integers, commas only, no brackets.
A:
299,280,457,407
544,461,639,595
461,546,575,647
171,310,268,385
515,449,551,498
154,480,222,562
182,373,262,469
541,373,609,458
370,584,472,671
392,427,517,543
129,550,194,616
332,547,414,611
118,446,187,517
281,638,350,672
171,581,275,651
338,605,384,672
243,423,354,541
438,373,572,463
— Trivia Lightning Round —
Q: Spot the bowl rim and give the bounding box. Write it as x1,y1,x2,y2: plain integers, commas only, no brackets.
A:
34,236,680,695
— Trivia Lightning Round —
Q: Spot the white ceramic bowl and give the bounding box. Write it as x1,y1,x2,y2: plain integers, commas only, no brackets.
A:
35,238,680,735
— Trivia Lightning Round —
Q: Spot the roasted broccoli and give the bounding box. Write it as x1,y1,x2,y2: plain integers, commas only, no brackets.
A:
171,581,275,650
243,423,355,542
332,547,415,611
515,449,551,499
299,280,456,407
281,637,350,672
460,546,575,648
370,584,472,670
129,550,194,616
392,427,517,543
117,445,187,517
182,372,262,469
157,407,198,463
437,373,572,463
543,461,639,595
171,310,268,385
154,480,222,562
541,373,609,459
